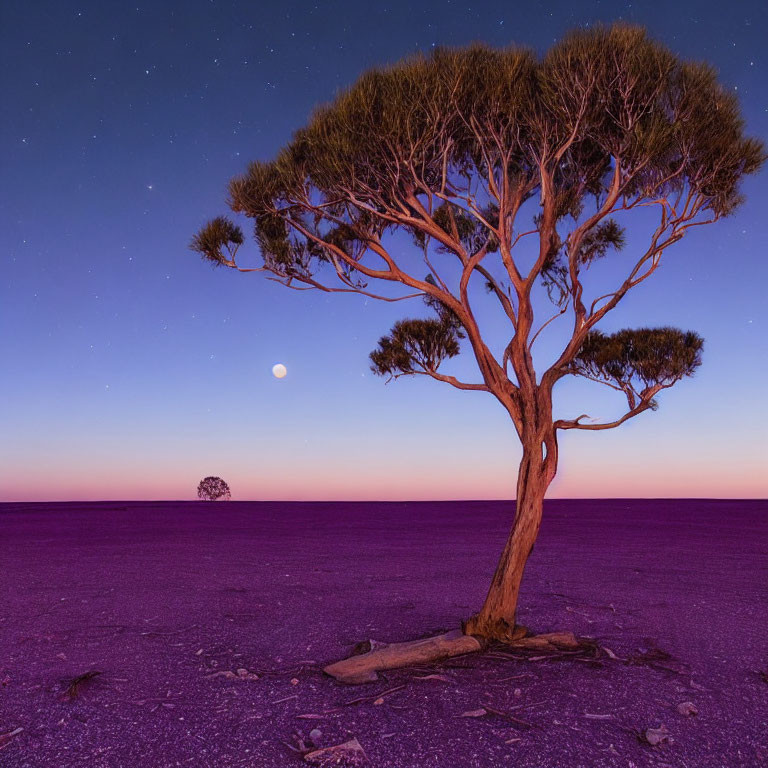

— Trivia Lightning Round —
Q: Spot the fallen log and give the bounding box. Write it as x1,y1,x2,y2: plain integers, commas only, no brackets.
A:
324,628,585,684
324,629,483,684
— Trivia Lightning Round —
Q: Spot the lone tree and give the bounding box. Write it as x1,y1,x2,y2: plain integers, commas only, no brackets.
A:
197,476,232,501
192,26,762,646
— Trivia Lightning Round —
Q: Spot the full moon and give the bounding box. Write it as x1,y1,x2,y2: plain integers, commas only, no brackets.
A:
272,363,287,379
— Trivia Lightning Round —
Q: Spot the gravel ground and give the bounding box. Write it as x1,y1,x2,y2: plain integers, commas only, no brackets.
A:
0,499,766,767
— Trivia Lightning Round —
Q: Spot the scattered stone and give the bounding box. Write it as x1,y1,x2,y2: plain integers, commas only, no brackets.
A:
676,701,698,716
290,678,300,686
513,688,522,698
308,728,323,747
644,725,672,746
372,697,384,706
304,737,366,766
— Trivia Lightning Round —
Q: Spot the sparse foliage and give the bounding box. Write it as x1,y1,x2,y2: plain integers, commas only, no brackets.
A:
192,24,763,639
197,476,231,501
190,217,244,267
565,328,704,420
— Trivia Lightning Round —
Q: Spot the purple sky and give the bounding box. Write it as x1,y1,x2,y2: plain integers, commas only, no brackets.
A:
1,0,766,501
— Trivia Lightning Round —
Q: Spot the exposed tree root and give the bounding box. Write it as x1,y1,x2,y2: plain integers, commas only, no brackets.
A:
504,631,582,652
323,627,585,684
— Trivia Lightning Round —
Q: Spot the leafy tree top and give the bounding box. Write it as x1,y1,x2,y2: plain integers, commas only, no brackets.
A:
191,24,763,440
197,476,231,501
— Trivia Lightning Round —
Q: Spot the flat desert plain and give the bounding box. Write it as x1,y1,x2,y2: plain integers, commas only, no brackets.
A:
1,499,766,767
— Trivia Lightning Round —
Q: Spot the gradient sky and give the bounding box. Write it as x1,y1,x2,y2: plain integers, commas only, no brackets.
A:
1,0,766,502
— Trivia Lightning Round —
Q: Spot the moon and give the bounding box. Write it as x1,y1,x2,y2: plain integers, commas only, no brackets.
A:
272,363,287,379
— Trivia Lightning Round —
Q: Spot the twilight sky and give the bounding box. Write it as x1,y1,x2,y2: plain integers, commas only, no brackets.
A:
1,0,766,502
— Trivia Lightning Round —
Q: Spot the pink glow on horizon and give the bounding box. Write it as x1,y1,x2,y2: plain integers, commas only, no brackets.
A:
3,425,766,502
2,458,765,502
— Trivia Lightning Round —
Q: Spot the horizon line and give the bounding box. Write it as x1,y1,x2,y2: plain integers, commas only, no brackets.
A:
1,497,766,505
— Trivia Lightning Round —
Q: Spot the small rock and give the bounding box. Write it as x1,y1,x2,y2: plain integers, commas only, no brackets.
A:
513,688,522,698
373,697,384,706
308,728,322,747
676,701,698,716
236,668,259,680
644,725,672,746
290,678,300,686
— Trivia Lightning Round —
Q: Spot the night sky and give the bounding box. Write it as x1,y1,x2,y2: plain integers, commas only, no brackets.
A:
2,0,766,502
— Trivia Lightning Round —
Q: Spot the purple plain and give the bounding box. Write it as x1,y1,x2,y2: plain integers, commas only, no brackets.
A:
1,499,766,767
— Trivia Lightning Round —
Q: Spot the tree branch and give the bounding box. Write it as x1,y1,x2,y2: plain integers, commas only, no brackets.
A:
554,402,652,431
414,370,491,392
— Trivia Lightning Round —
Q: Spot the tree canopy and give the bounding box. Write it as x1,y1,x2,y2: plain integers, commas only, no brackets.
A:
192,24,762,439
197,476,232,501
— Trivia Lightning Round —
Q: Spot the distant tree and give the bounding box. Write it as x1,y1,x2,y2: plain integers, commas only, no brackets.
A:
192,25,763,646
197,476,231,501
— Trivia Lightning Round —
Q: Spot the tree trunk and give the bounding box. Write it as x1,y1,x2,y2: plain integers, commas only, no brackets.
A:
464,442,552,641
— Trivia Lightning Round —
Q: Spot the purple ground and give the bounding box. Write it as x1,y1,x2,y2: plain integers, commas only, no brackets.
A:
1,500,766,767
